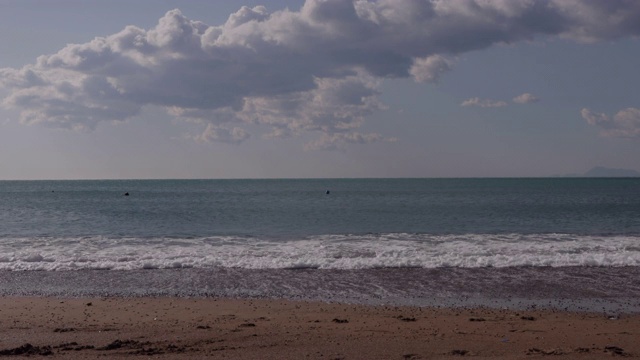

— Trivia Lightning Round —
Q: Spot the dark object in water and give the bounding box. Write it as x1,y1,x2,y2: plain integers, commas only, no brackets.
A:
123,192,129,196
326,190,330,195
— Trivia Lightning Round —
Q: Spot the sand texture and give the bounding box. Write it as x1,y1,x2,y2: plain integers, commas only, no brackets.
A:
0,297,638,359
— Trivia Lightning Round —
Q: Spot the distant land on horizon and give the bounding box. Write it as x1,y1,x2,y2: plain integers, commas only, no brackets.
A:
559,166,640,178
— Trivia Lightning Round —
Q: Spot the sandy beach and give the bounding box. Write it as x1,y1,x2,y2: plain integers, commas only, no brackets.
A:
0,297,638,359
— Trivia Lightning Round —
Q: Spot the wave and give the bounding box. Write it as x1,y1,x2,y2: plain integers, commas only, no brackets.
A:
1,233,639,271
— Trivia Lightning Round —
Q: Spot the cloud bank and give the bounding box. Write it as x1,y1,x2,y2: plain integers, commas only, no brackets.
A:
1,0,640,148
581,108,640,138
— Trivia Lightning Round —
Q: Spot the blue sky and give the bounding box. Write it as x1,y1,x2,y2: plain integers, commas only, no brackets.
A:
1,0,639,179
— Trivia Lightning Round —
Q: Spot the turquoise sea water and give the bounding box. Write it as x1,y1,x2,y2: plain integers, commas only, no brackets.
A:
1,178,640,310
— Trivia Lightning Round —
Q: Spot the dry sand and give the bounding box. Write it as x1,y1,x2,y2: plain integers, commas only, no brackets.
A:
0,297,638,359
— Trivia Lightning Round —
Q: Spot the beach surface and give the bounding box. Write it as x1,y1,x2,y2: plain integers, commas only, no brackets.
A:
1,297,638,359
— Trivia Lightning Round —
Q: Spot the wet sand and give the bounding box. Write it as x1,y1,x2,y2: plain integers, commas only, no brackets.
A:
0,297,638,359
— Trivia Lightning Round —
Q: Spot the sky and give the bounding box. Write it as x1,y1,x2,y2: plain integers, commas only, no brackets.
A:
1,0,639,180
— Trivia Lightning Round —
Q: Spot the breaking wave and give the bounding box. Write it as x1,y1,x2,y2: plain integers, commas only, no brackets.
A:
1,233,639,271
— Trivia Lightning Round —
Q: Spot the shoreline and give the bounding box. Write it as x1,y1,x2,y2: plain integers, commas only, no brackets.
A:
2,266,640,314
1,296,638,359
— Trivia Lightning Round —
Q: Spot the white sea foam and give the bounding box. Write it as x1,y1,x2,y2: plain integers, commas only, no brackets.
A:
1,233,639,271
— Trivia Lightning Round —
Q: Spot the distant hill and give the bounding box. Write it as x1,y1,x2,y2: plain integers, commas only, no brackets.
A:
562,166,640,178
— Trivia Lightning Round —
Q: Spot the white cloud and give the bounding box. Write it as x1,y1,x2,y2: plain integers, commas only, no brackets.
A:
1,1,640,149
172,73,389,149
513,93,540,104
461,97,508,108
461,92,540,108
581,108,640,138
410,55,452,83
195,124,250,144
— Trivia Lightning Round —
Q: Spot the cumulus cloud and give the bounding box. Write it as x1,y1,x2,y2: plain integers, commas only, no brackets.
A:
513,93,540,104
409,55,452,83
460,97,507,108
2,1,640,149
581,108,640,138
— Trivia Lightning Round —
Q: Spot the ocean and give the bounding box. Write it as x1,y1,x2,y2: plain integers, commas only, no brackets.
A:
2,178,640,312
